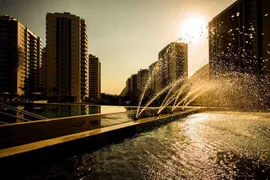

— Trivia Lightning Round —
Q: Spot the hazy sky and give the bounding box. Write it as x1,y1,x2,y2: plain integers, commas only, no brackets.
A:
0,0,236,94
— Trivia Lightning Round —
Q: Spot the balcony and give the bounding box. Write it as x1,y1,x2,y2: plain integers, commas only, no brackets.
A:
20,73,26,78
81,66,88,71
81,25,87,30
81,81,88,86
81,87,88,91
81,75,87,80
81,72,87,76
81,60,88,65
81,52,88,57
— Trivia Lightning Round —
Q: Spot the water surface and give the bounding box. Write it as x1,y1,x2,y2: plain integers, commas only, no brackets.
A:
24,111,270,179
0,104,131,123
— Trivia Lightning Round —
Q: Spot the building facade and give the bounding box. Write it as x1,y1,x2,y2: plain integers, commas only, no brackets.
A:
149,61,161,94
46,12,89,102
0,15,42,96
80,19,89,100
126,78,131,97
89,54,101,101
158,42,188,88
209,0,270,78
137,69,149,94
40,47,47,92
28,35,42,95
130,74,138,101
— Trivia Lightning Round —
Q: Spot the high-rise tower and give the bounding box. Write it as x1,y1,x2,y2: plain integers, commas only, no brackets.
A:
46,12,89,102
158,42,188,88
209,0,270,78
0,15,42,96
89,54,101,101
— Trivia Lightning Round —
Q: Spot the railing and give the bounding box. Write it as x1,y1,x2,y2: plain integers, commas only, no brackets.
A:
0,103,47,121
0,110,30,122
0,120,8,124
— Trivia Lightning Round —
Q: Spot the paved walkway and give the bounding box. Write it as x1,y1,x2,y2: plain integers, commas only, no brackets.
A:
0,107,204,160
0,111,135,150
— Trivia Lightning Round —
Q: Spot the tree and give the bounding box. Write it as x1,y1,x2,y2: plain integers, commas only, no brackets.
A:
97,93,120,105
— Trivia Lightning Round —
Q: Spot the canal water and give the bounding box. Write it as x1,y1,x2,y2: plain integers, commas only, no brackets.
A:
24,111,270,179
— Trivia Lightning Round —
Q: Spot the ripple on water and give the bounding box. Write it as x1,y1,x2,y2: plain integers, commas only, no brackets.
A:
23,111,270,179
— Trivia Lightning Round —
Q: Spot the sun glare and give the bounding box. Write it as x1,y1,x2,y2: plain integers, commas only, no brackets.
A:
178,15,207,43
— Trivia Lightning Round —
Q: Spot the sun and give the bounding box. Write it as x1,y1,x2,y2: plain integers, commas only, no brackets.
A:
178,15,207,43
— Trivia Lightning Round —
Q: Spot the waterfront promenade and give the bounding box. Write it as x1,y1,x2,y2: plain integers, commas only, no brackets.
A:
0,108,200,160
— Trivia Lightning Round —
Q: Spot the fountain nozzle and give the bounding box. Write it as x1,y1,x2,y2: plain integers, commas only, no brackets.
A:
134,117,139,121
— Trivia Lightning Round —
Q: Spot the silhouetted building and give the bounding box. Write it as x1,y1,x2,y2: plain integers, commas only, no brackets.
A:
36,38,43,93
130,74,138,101
40,47,47,92
126,78,131,97
209,0,270,78
27,36,42,95
89,54,101,101
137,69,149,94
130,74,137,92
81,19,89,100
158,42,188,88
149,61,161,93
46,12,89,102
0,15,42,96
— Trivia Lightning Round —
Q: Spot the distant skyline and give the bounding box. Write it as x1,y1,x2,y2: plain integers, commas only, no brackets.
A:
0,0,236,94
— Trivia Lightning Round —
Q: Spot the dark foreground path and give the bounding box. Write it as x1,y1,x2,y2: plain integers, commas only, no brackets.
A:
0,112,135,150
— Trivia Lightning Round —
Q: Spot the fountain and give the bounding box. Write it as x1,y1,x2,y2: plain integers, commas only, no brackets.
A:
134,9,270,119
135,73,213,119
157,78,184,114
135,65,270,120
136,61,161,119
136,82,173,119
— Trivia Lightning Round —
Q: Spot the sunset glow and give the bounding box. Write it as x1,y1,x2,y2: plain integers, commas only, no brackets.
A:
179,15,207,43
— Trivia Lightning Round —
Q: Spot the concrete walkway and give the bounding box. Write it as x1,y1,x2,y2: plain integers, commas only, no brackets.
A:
0,107,203,160
0,111,135,150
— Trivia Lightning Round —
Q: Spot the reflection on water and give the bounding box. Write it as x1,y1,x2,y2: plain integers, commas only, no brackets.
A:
100,106,127,114
16,106,25,123
0,104,128,123
23,111,270,179
36,105,99,118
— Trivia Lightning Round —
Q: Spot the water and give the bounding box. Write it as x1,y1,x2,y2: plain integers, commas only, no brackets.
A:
23,111,270,179
0,104,129,123
136,84,173,118
137,69,270,119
